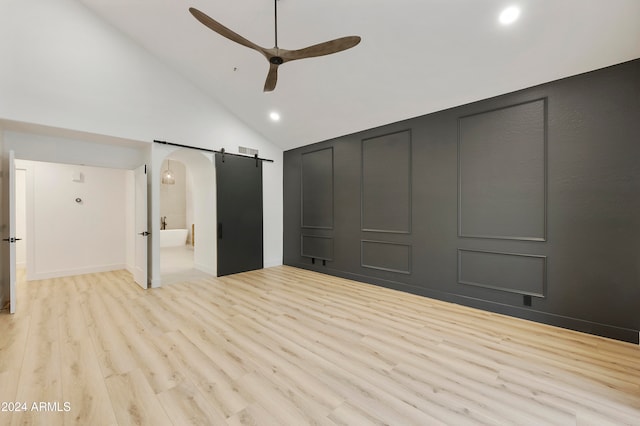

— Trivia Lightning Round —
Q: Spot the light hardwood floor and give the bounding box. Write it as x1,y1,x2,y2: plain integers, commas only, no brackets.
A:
0,266,638,425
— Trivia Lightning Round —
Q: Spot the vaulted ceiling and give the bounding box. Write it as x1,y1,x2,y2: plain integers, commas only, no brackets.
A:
78,0,640,150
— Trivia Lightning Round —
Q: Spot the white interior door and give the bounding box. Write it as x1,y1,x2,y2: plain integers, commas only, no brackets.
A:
1,150,17,313
134,164,148,289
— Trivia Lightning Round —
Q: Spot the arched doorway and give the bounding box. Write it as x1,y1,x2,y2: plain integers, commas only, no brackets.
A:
158,149,216,285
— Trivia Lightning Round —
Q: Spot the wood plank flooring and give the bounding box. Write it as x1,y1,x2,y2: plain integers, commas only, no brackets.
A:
0,266,638,425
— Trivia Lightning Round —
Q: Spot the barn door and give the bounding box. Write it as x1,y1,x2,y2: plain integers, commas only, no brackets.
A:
215,154,263,276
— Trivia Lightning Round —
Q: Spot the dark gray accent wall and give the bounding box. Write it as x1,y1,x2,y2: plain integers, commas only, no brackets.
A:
362,240,412,274
283,59,640,343
458,99,546,241
458,249,546,297
301,235,333,261
301,147,334,229
362,131,412,233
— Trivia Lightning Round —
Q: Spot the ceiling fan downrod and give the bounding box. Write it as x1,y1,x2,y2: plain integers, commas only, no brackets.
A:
274,0,279,48
270,0,283,64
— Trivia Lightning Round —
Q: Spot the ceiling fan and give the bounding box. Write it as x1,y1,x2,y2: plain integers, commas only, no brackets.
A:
189,1,361,92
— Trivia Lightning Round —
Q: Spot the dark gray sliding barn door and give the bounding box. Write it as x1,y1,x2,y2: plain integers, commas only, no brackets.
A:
215,153,263,276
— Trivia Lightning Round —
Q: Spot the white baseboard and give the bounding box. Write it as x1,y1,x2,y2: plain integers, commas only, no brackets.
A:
27,263,127,281
150,277,162,288
264,258,283,268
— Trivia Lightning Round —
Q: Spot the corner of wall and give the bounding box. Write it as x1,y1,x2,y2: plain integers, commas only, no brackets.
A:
264,258,283,268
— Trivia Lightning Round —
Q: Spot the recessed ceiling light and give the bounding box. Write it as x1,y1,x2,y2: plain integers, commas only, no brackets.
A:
269,111,281,122
499,6,520,25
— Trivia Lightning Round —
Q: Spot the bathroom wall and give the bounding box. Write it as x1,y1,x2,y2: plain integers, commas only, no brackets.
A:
18,159,129,280
159,159,186,231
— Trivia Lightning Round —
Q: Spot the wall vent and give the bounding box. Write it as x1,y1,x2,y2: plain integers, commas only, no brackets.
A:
239,146,259,156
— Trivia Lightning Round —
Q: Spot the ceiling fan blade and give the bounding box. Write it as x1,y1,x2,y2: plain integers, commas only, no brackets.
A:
189,7,265,53
190,3,361,92
263,63,279,92
281,36,361,62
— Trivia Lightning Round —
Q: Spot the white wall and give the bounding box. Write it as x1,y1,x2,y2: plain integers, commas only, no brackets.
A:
185,155,215,277
21,160,128,280
0,0,284,277
3,131,147,170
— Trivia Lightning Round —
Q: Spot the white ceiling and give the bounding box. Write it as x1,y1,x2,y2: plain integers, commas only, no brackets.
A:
77,0,640,151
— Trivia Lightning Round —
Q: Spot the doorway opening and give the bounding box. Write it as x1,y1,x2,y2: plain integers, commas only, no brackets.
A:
159,149,216,285
13,159,138,282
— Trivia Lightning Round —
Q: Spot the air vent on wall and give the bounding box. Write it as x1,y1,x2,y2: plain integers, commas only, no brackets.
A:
239,146,259,156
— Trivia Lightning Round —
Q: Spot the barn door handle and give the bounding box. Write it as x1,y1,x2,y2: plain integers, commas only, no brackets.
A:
218,223,222,239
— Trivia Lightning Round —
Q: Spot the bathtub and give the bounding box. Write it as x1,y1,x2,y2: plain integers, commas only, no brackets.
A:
160,229,188,248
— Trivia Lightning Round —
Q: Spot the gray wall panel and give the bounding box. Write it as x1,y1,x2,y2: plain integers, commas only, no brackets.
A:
301,147,333,229
459,99,546,240
458,249,546,297
361,240,411,274
362,131,411,233
301,235,333,260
